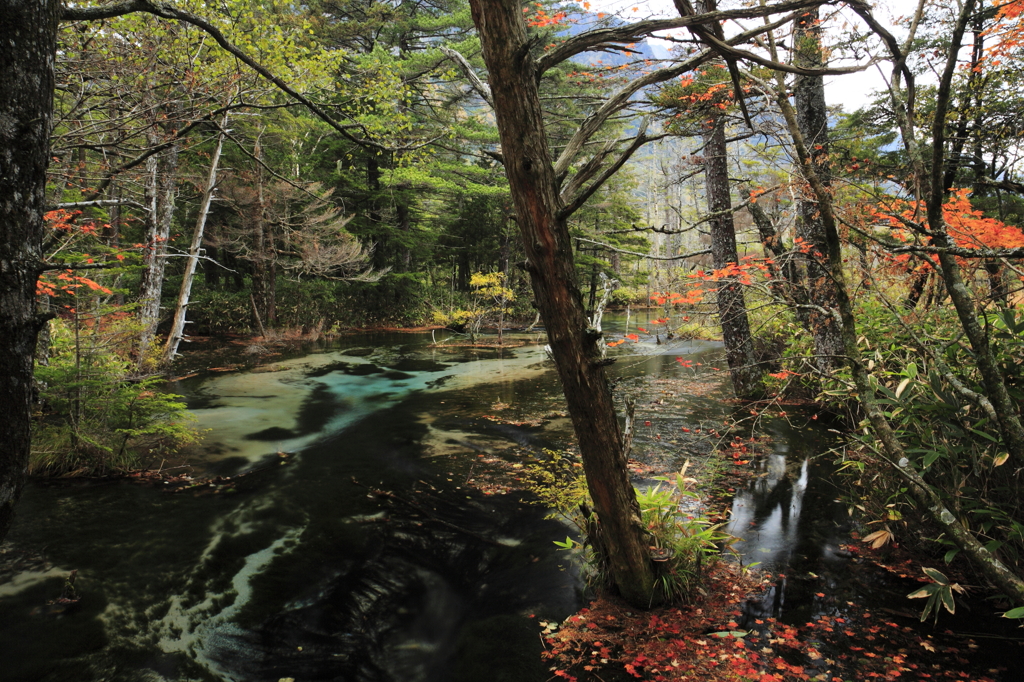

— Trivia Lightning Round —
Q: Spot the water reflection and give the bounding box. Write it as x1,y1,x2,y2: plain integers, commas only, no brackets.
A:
11,319,1001,681
728,456,810,570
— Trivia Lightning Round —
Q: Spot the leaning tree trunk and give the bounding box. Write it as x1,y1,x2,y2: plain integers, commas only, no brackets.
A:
793,9,844,374
468,0,657,607
162,118,227,364
0,0,61,542
703,112,764,398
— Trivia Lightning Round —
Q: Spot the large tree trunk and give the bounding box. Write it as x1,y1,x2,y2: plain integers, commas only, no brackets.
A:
0,0,61,542
163,119,227,364
703,113,764,398
468,0,657,607
137,137,180,366
793,9,844,374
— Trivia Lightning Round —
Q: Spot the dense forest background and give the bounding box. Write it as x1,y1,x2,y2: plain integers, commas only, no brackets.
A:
4,0,1024,614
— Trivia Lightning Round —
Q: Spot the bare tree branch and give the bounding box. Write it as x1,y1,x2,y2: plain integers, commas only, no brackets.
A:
50,199,148,212
559,138,617,197
680,10,874,77
888,244,1024,259
552,51,709,181
975,176,1024,195
439,46,493,107
560,123,660,219
551,10,811,183
575,238,711,261
84,104,241,201
846,0,918,117
535,0,831,75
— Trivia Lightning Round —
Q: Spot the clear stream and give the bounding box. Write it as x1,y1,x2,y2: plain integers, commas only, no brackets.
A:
1,316,1020,681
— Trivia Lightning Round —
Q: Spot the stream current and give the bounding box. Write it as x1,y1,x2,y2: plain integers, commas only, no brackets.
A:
1,318,1021,681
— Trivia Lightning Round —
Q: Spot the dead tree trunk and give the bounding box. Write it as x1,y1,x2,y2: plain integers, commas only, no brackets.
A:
137,137,180,367
162,118,227,364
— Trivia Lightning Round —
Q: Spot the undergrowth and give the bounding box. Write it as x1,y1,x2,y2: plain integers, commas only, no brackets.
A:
524,449,730,604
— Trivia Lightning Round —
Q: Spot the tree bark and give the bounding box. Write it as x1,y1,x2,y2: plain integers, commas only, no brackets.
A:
162,118,227,364
793,8,844,374
137,137,180,366
703,113,764,398
468,0,657,607
0,0,61,542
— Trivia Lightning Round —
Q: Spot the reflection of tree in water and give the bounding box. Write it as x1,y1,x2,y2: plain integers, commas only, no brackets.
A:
728,455,810,626
725,420,862,627
729,455,810,571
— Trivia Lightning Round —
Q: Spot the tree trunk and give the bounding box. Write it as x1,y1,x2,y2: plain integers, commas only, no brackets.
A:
251,206,274,332
162,119,227,364
748,196,811,325
902,270,929,310
367,155,387,270
703,113,764,398
0,0,61,542
468,0,657,608
248,137,276,332
793,9,844,374
137,137,180,366
397,198,412,272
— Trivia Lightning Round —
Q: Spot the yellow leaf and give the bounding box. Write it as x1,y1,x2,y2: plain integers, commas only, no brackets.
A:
862,529,893,549
895,377,911,398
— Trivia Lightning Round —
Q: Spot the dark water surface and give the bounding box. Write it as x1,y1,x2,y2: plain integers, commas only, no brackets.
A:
1,331,586,682
2,320,1021,681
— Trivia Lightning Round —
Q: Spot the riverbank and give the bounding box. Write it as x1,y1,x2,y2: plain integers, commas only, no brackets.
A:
516,368,1022,682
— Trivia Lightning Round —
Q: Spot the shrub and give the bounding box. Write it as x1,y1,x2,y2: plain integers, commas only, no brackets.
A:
526,450,727,603
33,315,199,475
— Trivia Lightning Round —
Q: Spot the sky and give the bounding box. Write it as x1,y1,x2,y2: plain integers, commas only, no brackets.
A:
588,0,920,113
